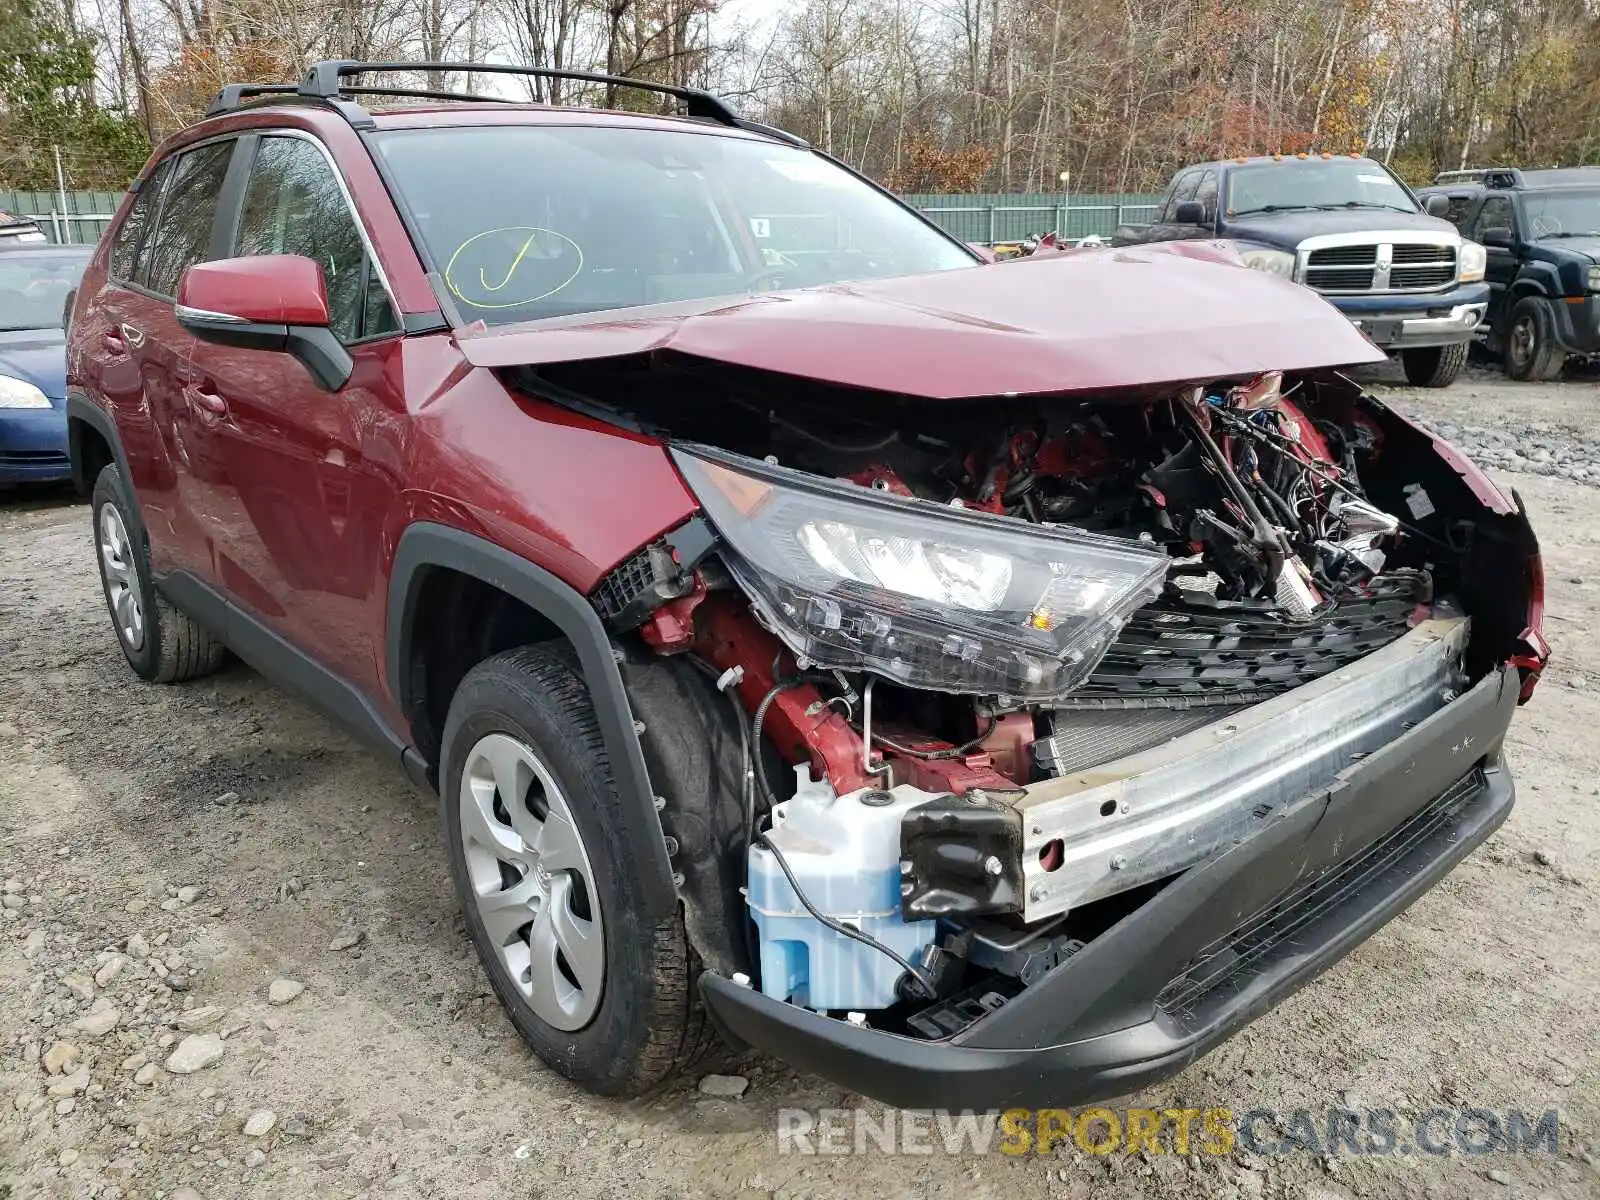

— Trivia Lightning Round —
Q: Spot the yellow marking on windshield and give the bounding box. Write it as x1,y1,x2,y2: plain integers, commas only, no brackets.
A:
444,226,585,310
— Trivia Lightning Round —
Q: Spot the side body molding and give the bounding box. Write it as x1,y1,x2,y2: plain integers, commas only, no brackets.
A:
387,522,678,917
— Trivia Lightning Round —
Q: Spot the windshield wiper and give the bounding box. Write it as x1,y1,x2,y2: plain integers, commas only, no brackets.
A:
1229,204,1320,217
1314,201,1418,213
1537,231,1600,239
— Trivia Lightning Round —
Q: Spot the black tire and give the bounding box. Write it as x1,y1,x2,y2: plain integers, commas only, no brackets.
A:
1401,342,1468,388
440,644,712,1097
1505,296,1567,382
90,464,227,683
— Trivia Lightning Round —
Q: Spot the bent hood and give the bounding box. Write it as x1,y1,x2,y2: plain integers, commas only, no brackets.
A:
455,243,1384,399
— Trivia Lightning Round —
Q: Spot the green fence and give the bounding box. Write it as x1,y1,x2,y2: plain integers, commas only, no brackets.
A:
2,190,123,244
904,191,1164,243
7,188,1162,248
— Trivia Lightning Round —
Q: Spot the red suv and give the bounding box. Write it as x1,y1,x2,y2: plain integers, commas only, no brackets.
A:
68,61,1548,1105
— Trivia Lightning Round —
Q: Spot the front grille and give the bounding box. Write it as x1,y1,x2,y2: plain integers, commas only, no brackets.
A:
1057,570,1428,709
1307,245,1377,267
1155,766,1488,1025
1392,243,1452,264
0,449,69,465
1306,266,1374,290
1391,265,1455,289
1302,240,1456,294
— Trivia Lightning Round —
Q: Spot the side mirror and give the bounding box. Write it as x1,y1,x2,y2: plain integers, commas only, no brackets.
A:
1480,227,1515,249
176,255,352,391
1424,194,1451,217
1173,201,1205,226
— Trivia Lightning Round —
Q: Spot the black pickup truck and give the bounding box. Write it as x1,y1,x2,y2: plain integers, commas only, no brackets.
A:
1114,155,1488,387
1419,166,1600,380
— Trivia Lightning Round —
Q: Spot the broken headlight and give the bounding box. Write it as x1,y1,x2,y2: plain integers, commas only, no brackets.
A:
672,447,1168,699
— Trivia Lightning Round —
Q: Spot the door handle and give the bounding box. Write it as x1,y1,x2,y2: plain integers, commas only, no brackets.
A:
185,382,228,415
119,322,145,348
101,330,127,355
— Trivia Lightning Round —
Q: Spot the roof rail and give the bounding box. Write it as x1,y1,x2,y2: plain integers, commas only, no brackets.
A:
202,60,798,143
204,83,299,117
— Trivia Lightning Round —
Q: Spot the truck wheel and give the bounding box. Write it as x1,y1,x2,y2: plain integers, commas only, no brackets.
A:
1505,297,1566,381
1401,342,1468,388
91,464,227,683
440,644,712,1097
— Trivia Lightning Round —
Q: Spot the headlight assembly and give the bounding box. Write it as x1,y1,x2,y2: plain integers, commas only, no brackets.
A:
1458,240,1487,283
1587,264,1600,292
1238,248,1296,278
672,448,1169,699
0,376,50,409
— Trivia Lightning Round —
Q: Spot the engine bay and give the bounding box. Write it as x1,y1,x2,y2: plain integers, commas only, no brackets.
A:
526,354,1543,1033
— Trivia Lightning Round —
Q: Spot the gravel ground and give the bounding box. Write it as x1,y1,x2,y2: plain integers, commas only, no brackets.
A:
1,372,1597,1200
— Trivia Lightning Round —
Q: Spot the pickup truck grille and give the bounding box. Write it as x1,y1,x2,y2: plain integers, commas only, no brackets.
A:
1303,240,1456,294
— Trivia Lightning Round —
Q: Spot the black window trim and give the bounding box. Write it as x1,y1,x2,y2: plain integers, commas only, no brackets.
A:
128,133,244,301
225,128,403,346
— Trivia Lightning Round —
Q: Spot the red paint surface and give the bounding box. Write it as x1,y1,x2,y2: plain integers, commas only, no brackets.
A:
178,255,331,326
693,593,873,794
455,246,1386,398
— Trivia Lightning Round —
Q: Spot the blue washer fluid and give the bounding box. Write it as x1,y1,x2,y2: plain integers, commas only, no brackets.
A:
746,769,940,1012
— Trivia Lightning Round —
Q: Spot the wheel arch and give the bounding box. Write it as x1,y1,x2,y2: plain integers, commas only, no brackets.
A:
66,391,136,517
388,522,678,917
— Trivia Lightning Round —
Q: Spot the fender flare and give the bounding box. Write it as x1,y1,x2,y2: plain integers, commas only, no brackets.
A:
387,523,678,917
1509,266,1559,300
65,391,144,538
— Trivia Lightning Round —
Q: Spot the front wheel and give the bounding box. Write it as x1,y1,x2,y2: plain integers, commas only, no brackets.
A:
1401,342,1468,388
90,464,226,683
440,645,712,1097
1505,296,1567,381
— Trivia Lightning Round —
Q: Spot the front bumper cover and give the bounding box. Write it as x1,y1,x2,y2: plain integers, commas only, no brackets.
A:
700,664,1519,1110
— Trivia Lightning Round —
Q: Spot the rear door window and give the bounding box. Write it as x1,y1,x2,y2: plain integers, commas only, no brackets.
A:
141,141,235,297
110,160,171,284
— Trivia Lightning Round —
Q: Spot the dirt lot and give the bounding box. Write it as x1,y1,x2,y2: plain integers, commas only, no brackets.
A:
1,370,1596,1200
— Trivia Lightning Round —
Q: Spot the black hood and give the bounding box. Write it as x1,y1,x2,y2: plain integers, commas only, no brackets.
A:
1537,235,1600,263
1226,207,1459,251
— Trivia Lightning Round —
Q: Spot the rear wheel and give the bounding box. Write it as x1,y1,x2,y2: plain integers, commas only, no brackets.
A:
1505,296,1566,381
91,464,227,683
440,645,711,1096
1401,342,1468,388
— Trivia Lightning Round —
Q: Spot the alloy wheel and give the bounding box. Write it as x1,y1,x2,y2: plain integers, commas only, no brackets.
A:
458,732,605,1031
98,502,145,651
1509,316,1534,368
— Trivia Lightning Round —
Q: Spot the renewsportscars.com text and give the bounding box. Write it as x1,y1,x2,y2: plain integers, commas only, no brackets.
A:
776,1106,1561,1157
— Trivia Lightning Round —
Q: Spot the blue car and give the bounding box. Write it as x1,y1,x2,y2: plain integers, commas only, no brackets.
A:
1,244,93,486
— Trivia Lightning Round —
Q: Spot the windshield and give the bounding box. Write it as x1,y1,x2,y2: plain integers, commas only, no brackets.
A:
1226,160,1418,216
0,251,88,332
1522,189,1600,238
372,125,976,325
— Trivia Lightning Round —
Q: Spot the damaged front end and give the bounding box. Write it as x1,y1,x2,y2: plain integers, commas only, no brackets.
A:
505,302,1546,1104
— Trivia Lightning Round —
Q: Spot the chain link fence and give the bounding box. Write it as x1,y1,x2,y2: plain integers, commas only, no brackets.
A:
8,189,1163,250
904,192,1163,244
1,191,122,245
